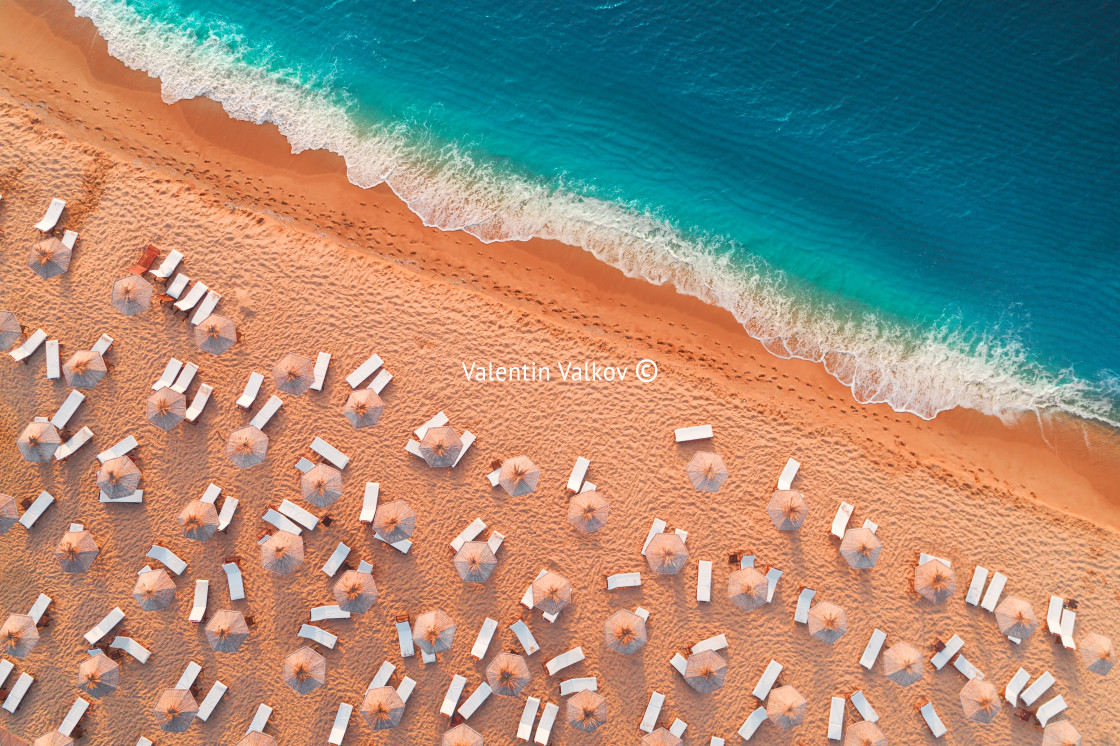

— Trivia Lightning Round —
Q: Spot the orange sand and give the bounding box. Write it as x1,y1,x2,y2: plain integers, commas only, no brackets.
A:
1,0,1118,744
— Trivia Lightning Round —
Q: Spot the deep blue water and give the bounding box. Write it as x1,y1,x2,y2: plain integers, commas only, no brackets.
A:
72,0,1120,423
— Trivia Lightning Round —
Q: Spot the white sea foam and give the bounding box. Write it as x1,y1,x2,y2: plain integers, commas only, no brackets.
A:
70,0,1119,428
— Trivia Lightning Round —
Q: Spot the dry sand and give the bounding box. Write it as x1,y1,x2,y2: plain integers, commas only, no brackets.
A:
1,0,1119,744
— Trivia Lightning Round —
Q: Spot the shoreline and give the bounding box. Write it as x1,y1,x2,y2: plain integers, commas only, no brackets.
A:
3,0,1119,530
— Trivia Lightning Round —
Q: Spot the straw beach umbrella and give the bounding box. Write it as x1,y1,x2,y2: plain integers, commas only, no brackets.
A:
1,615,38,658
684,650,727,692
413,609,456,655
28,237,71,279
567,690,607,732
883,642,923,686
133,568,176,611
98,456,141,499
728,567,769,610
994,596,1038,639
840,527,882,569
1042,720,1082,746
373,501,416,543
768,490,809,530
486,653,530,696
499,455,539,496
261,531,304,575
441,724,482,746
343,389,384,428
604,609,647,654
686,451,728,492
236,734,277,746
179,500,219,541
641,729,682,746
454,541,497,583
420,426,462,467
146,388,186,431
808,601,848,644
0,310,20,350
111,275,153,315
62,351,107,389
205,610,249,652
78,652,119,698
914,559,955,603
1079,632,1114,675
226,425,268,468
646,532,688,574
844,720,887,746
1,728,29,746
568,490,609,533
194,314,237,354
54,529,99,572
17,421,60,463
767,685,807,730
153,688,197,732
283,646,326,694
532,572,572,614
273,352,314,395
333,570,378,614
32,733,71,746
960,678,1001,723
361,686,404,731
0,494,18,535
301,463,342,507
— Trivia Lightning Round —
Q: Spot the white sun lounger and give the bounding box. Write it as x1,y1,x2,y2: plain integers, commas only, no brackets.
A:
412,412,448,441
697,560,713,602
368,368,392,393
669,719,687,738
28,594,51,625
188,580,209,623
19,491,55,529
311,436,349,469
641,518,668,554
223,562,245,601
518,697,541,741
10,329,46,362
191,290,221,325
712,738,726,746
1059,609,1076,649
165,273,189,299
237,372,264,408
99,487,142,504
486,531,504,554
1005,668,1030,706
346,354,383,388
186,384,213,422
2,673,33,713
510,619,540,655
200,483,221,504
794,587,816,623
559,677,596,695
674,424,712,442
486,468,501,487
396,617,415,657
170,362,198,393
533,702,558,745
54,426,93,461
752,660,782,700
737,707,768,741
328,703,352,745
980,571,1007,612
776,457,800,490
919,553,951,567
930,634,964,669
692,635,728,654
57,697,89,736
919,700,947,738
953,653,983,680
368,661,395,690
152,358,183,390
440,674,467,717
150,249,183,279
405,439,423,459
217,497,238,531
451,518,487,552
91,334,113,354
765,567,782,602
471,618,498,660
1021,671,1055,706
458,682,493,719
197,681,228,721
292,457,312,474
136,739,154,746
109,636,150,663
62,230,79,250
850,690,878,722
250,395,283,430
640,691,665,733
174,281,208,313
830,502,854,538
311,352,331,391
279,499,318,530
45,340,60,379
146,545,187,575
565,457,590,492
311,605,350,622
607,572,642,590
3,659,22,688
263,509,301,535
299,624,337,649
176,661,202,690
375,532,412,554
1046,596,1063,634
84,607,125,644
247,704,272,733
321,542,350,576
35,198,67,231
670,653,688,676
965,565,989,606
860,628,887,669
545,647,583,676
452,431,475,467
97,435,138,463
828,697,844,740
1035,695,1067,726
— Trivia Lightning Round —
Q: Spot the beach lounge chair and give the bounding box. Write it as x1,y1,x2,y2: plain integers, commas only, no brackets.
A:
188,580,208,622
793,587,816,623
176,661,202,690
414,411,448,440
2,673,33,713
965,565,989,606
61,230,79,250
510,619,540,655
295,457,315,474
405,439,424,459
929,634,964,669
197,681,228,721
367,661,395,690
458,682,493,719
109,636,150,663
918,699,947,738
19,491,55,529
1046,596,1063,634
606,572,641,590
765,566,783,602
97,435,137,463
129,244,160,275
669,719,687,738
152,358,183,390
918,552,951,567
149,249,183,279
223,561,245,601
279,499,318,531
328,703,352,745
849,690,879,722
321,542,350,576
451,518,487,552
250,395,283,430
35,198,66,232
236,372,264,408
91,334,114,355
670,653,688,676
737,707,768,741
752,660,782,699
1004,668,1030,706
368,368,392,393
201,484,220,505
359,483,379,524
395,613,416,657
50,388,85,427
185,384,213,422
697,560,713,602
486,468,501,487
559,677,596,695
170,362,199,393
136,739,154,746
451,430,476,467
1060,609,1077,649
190,290,221,325
953,653,983,680
776,457,800,490
311,436,349,469
830,501,854,538
1035,695,1067,726
217,497,238,531
692,634,728,654
471,618,498,660
534,702,558,745
440,674,467,717
518,697,541,741
311,352,331,391
84,607,125,644
486,531,505,554
674,424,713,442
55,426,94,461
263,509,301,536
162,272,190,301
346,353,383,387
174,281,208,314
640,691,665,733
545,646,584,675
298,624,338,649
55,695,88,734
146,545,188,575
566,457,590,492
641,518,668,554
10,329,46,362
828,697,844,740
0,659,13,689
45,339,60,379
246,704,272,733
29,593,51,625
310,605,350,622
979,571,1007,612
859,629,887,669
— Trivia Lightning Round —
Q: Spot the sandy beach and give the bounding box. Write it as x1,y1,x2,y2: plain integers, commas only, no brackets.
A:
1,0,1118,743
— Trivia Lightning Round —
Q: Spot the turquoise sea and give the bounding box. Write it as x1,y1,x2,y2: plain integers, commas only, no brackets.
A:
70,0,1120,425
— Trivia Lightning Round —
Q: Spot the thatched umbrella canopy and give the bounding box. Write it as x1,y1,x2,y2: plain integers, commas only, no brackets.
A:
31,733,71,746
767,685,807,730
153,688,198,732
1,615,38,658
194,314,237,355
441,724,483,746
486,652,530,696
226,425,268,468
343,389,384,428
420,426,462,468
62,351,107,389
882,642,923,686
1080,632,1114,675
994,596,1037,639
272,352,314,395
840,527,882,569
146,388,186,431
97,456,141,499
0,310,20,351
111,275,154,315
178,500,219,542
728,566,769,610
645,532,688,574
372,500,416,543
260,531,304,575
807,601,848,644
1042,720,1082,746
0,727,29,746
567,690,607,732
532,571,572,614
77,652,119,698
604,609,647,654
914,559,955,603
685,451,728,492
844,720,887,746
300,463,342,507
453,541,497,583
361,686,404,731
568,490,609,533
641,729,682,746
17,421,61,462
132,568,176,611
283,646,326,694
333,570,378,614
413,609,456,655
54,529,99,572
684,650,727,693
205,610,249,653
236,734,277,746
960,678,1001,724
499,455,539,496
28,237,71,279
767,490,809,530
0,494,18,535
